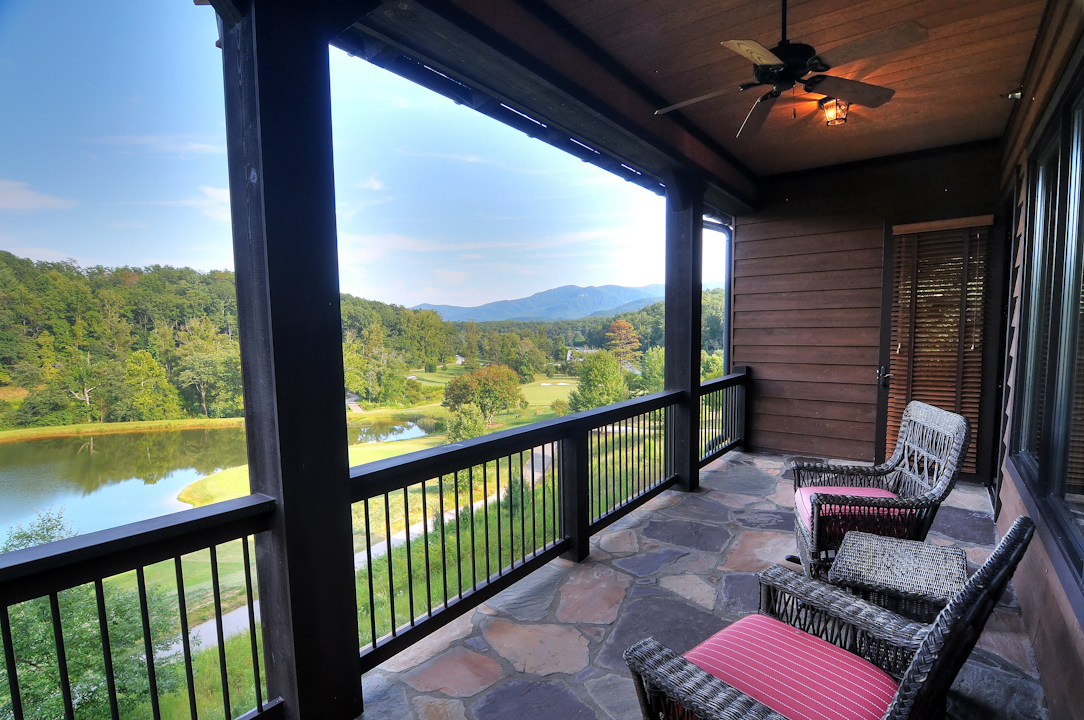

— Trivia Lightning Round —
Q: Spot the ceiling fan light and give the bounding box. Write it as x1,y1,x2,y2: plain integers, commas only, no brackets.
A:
820,97,849,126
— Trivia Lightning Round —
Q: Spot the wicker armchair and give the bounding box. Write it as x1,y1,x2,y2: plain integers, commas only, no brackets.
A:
625,517,1034,720
792,400,971,577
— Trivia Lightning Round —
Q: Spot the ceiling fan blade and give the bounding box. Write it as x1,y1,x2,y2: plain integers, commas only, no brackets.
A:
817,22,928,69
655,86,732,115
804,75,895,108
737,92,779,138
722,39,784,67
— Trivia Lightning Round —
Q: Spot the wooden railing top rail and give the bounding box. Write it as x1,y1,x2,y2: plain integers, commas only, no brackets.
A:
350,389,684,501
0,493,276,607
698,368,747,394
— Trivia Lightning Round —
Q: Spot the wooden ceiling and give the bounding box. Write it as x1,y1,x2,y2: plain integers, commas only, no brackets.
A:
542,0,1046,176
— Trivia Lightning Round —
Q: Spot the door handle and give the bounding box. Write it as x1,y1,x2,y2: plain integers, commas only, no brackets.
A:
877,365,894,388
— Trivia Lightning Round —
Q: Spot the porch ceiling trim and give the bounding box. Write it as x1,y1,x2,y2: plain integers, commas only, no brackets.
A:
336,0,757,216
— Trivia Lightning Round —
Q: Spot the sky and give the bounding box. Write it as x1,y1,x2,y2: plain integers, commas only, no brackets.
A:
0,1,726,308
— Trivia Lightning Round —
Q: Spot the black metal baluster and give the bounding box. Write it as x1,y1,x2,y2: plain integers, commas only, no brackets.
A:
384,493,396,635
49,592,75,720
136,570,162,720
174,558,198,720
364,499,377,647
517,452,526,562
469,465,478,592
496,458,504,574
94,579,121,720
438,474,448,610
404,487,415,624
530,447,538,555
1,605,24,720
421,479,432,618
209,548,231,720
242,537,264,711
541,444,548,548
454,469,463,600
483,461,491,582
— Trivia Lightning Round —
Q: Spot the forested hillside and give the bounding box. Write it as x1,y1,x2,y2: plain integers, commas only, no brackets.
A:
0,251,727,429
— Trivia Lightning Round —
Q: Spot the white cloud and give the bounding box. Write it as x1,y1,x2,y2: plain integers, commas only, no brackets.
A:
145,186,231,222
0,246,98,266
0,180,78,211
433,269,467,285
358,176,387,190
94,134,226,156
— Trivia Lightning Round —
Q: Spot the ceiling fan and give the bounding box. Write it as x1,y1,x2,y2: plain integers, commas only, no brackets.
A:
655,0,928,137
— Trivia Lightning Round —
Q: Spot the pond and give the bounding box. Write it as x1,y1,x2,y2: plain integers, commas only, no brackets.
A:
0,420,432,541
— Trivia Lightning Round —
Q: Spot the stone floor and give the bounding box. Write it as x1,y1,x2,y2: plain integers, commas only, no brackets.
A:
359,451,1049,720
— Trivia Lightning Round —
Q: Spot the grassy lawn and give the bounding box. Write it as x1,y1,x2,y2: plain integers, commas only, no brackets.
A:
0,416,245,445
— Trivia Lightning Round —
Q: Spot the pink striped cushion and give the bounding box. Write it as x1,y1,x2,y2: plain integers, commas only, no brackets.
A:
795,486,898,530
684,614,898,720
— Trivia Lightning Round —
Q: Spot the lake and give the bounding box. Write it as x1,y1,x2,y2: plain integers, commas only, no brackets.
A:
0,420,428,541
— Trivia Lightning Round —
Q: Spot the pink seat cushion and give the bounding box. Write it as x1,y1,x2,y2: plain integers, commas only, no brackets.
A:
795,486,898,530
685,614,898,720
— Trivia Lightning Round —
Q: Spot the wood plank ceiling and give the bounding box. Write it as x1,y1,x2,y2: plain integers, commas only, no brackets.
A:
544,0,1046,176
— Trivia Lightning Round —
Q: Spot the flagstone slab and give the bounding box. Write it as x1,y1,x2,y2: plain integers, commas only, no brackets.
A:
948,657,1047,720
701,465,778,496
930,506,996,546
360,673,412,720
402,646,505,697
722,530,795,572
597,528,639,554
380,612,474,672
946,483,993,513
487,562,565,622
660,574,715,608
719,572,760,614
556,564,631,624
411,696,468,720
482,618,590,675
586,673,642,720
659,494,731,524
642,519,731,552
613,547,688,576
471,680,597,720
733,510,794,532
595,596,729,671
768,481,796,507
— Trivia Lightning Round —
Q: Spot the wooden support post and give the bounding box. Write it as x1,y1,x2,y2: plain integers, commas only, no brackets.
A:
221,2,362,718
561,425,591,562
664,170,705,492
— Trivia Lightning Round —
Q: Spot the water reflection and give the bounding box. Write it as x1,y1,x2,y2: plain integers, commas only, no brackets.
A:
346,421,426,444
0,428,248,537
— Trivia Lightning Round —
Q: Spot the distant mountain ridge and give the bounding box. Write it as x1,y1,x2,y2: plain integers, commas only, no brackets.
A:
414,282,723,321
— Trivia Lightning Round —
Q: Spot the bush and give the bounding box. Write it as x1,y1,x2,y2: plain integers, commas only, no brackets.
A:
447,403,487,442
550,398,570,416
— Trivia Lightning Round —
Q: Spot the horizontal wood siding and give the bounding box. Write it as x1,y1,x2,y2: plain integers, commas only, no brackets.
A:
735,143,999,461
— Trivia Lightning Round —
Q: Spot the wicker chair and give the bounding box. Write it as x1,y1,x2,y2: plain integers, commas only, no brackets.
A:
625,516,1034,720
792,400,971,578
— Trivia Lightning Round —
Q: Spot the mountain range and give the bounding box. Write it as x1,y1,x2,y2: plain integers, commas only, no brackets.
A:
413,282,723,321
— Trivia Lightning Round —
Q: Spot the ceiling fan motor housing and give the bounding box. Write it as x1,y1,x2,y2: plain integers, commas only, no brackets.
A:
754,41,829,91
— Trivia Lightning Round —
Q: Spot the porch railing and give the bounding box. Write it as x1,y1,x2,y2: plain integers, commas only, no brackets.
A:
0,495,281,720
0,370,747,715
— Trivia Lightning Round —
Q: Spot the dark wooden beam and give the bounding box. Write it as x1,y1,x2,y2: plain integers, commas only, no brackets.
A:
221,2,362,718
664,169,705,492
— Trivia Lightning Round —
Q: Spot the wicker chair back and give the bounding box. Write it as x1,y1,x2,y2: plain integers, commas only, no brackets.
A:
886,401,971,501
885,516,1035,720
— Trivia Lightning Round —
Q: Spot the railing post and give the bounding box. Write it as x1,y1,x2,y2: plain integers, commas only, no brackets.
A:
734,366,749,451
221,3,361,718
664,169,705,492
561,423,591,562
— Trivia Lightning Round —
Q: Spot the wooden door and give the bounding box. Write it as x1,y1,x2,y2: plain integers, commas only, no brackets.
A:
877,218,993,476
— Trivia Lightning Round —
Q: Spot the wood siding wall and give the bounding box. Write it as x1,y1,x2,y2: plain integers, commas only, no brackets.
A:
733,143,999,461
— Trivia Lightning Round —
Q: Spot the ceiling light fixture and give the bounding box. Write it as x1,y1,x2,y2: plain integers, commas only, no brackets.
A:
819,97,849,126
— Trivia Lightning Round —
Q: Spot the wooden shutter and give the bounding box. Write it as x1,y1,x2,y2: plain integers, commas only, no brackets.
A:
887,226,989,473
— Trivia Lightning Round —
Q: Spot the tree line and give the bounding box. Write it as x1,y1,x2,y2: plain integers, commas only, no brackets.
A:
0,252,726,429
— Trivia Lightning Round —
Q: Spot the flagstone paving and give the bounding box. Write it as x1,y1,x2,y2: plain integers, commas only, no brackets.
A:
360,451,1049,720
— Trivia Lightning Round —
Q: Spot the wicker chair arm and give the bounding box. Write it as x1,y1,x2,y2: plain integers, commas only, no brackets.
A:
792,460,899,491
624,638,788,720
807,491,940,512
759,564,927,651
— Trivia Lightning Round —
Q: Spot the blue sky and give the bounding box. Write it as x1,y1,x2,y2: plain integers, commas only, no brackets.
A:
0,1,725,308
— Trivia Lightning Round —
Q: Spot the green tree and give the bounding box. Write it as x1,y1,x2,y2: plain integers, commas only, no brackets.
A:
701,350,726,381
447,403,487,442
120,350,184,420
442,365,525,424
641,346,665,394
568,350,627,412
550,398,570,416
0,511,180,719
